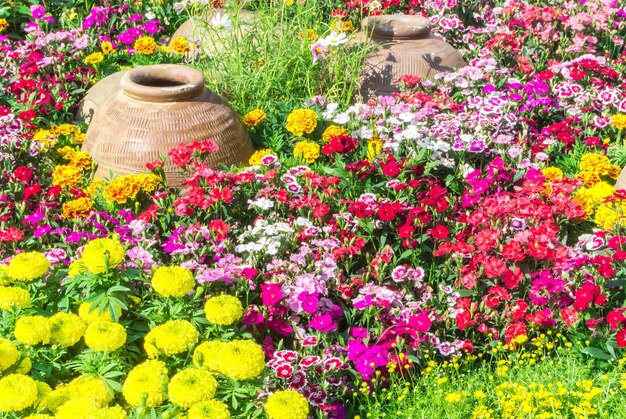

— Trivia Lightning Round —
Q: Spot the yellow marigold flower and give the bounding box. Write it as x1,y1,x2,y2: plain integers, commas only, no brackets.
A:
34,381,51,408
168,368,217,408
243,109,267,127
595,205,621,230
297,29,318,41
15,356,31,374
215,339,265,381
610,165,622,180
134,173,161,192
0,338,19,371
542,166,563,181
52,165,82,188
80,237,125,274
7,251,49,282
102,176,141,204
193,340,228,371
152,266,195,297
49,312,86,347
0,18,9,33
51,124,75,137
84,52,104,65
14,316,51,345
293,140,321,163
44,386,71,412
588,181,615,204
122,360,168,407
55,397,101,419
68,260,87,278
0,286,30,311
74,131,86,144
78,301,121,323
471,405,494,419
188,399,231,419
286,109,318,137
0,374,38,412
612,114,626,130
322,125,348,143
249,148,272,166
85,321,127,352
69,375,114,407
170,37,190,54
57,146,75,159
0,265,9,286
32,129,57,149
144,319,198,358
95,405,127,419
572,188,594,217
576,170,600,187
134,36,158,54
61,197,94,219
579,153,612,175
84,178,104,197
68,150,92,169
204,295,243,325
367,136,384,160
265,390,309,419
101,41,115,55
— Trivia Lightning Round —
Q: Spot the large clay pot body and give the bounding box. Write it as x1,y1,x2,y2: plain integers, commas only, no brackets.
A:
359,15,467,99
76,70,128,124
82,64,254,186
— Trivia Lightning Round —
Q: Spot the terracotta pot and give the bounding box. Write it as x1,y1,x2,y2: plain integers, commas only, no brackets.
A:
359,15,467,99
616,167,626,190
82,64,254,186
75,70,128,124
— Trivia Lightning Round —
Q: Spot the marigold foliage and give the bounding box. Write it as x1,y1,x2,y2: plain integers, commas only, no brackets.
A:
265,390,309,419
168,368,217,408
0,374,38,412
14,315,51,345
7,251,50,282
152,266,195,297
122,360,168,407
84,321,127,352
204,295,244,325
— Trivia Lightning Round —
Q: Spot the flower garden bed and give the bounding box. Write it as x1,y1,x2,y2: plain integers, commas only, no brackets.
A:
0,0,626,418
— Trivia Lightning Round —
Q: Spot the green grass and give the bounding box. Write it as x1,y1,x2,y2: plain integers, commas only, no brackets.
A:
354,345,626,418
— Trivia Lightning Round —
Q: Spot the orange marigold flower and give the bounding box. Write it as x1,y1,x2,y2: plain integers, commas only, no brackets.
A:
170,37,190,54
243,109,267,127
52,165,82,188
286,109,318,137
134,36,157,55
62,197,94,219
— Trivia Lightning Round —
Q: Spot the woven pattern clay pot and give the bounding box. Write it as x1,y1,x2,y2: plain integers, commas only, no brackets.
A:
359,15,466,99
82,64,254,186
76,70,128,124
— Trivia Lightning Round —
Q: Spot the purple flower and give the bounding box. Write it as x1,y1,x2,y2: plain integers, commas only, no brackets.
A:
311,42,328,63
30,5,46,19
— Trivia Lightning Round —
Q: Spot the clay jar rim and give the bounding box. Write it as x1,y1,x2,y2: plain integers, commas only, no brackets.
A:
364,14,432,41
122,64,205,103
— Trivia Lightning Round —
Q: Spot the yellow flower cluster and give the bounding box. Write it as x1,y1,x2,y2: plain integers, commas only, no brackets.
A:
0,374,38,412
541,166,563,181
170,37,190,54
572,181,615,217
265,390,309,419
0,338,19,371
189,399,231,419
575,153,619,186
0,18,9,33
194,339,265,380
249,148,272,166
0,286,30,311
144,319,198,358
6,251,50,282
84,52,104,65
49,124,85,144
52,164,83,188
102,173,161,205
286,109,318,137
204,295,243,325
101,41,115,55
293,140,321,163
243,109,267,127
14,316,51,345
298,29,318,41
122,360,168,407
61,197,94,219
58,147,92,169
46,375,115,417
594,198,626,231
49,312,86,347
322,125,348,143
134,36,158,54
367,136,384,161
32,129,57,149
85,321,127,352
75,237,126,275
168,368,217,408
612,114,626,130
152,266,195,297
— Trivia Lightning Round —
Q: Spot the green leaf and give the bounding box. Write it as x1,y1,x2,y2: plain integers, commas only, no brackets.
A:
580,347,614,361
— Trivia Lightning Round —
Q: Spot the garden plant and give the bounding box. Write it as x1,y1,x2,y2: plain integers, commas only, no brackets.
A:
0,0,625,418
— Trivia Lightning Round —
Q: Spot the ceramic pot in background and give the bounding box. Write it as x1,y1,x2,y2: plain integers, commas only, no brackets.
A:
82,64,254,186
359,15,467,99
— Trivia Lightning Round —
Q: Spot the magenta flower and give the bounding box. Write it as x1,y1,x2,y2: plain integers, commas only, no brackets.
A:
309,314,336,332
261,283,283,306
